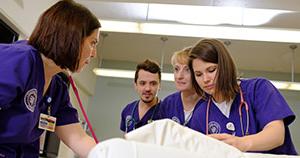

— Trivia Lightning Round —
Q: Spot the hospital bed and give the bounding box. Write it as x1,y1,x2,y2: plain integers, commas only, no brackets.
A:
88,119,299,158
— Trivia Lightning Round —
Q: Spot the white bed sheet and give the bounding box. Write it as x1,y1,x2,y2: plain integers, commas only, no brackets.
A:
89,138,208,158
89,119,299,158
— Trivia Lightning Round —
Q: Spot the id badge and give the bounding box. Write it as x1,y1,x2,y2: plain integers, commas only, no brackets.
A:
38,113,56,132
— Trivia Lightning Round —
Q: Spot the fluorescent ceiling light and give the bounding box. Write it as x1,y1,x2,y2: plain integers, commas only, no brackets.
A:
242,8,291,26
93,68,300,91
270,80,300,91
148,4,291,26
93,68,174,81
93,68,134,79
100,21,140,33
100,20,300,43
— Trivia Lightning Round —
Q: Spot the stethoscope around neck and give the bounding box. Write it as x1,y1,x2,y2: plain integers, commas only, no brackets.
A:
125,98,160,133
205,87,250,136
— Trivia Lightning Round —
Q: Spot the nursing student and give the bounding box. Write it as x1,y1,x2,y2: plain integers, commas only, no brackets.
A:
189,38,297,155
120,59,162,133
160,47,203,128
0,0,101,157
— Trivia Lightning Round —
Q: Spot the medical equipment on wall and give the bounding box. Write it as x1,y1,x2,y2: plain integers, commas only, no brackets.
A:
206,87,249,136
125,98,160,133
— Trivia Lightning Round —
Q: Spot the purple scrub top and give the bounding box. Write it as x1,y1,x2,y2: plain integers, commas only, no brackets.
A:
190,78,297,155
120,100,161,133
0,41,79,157
160,91,204,129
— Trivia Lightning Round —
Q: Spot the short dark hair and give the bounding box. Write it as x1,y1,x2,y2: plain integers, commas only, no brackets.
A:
189,39,239,101
28,0,101,72
134,59,161,83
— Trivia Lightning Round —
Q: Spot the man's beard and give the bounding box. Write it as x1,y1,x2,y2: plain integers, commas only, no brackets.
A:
141,97,154,104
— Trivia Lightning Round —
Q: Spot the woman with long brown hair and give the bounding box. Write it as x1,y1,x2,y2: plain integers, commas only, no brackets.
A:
189,39,297,155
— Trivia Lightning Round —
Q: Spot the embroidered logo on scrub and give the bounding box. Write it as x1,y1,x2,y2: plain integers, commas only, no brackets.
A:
208,121,221,134
24,88,37,112
172,116,180,124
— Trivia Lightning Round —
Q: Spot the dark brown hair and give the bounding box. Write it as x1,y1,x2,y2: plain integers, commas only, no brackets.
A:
189,39,239,101
28,0,101,72
134,59,161,83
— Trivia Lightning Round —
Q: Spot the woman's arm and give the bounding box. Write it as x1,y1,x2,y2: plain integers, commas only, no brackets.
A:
55,123,96,158
209,120,285,152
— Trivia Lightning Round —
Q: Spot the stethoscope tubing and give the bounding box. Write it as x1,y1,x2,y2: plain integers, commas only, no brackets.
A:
206,87,249,136
126,98,159,133
69,76,99,143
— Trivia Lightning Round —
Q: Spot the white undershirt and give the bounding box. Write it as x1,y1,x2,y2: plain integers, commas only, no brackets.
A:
212,99,233,118
184,108,194,123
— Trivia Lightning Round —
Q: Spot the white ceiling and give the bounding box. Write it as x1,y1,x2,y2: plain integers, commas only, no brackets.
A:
77,0,300,74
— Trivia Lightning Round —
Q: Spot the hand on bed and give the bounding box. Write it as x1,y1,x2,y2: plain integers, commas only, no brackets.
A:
209,133,251,152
